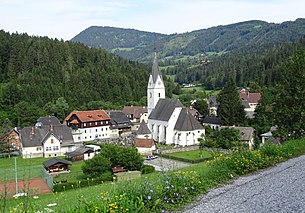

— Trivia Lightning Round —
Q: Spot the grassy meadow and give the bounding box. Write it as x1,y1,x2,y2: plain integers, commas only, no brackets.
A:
166,150,213,160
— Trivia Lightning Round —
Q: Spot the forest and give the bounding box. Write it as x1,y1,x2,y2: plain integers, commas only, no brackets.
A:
0,30,151,126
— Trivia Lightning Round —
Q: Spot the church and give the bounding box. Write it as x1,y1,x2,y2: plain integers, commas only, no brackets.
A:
147,53,204,146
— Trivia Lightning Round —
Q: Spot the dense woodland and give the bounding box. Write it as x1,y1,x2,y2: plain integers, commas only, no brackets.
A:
174,38,305,88
0,30,151,126
72,19,305,63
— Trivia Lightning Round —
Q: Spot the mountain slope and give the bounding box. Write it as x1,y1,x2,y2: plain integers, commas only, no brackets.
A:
71,19,305,63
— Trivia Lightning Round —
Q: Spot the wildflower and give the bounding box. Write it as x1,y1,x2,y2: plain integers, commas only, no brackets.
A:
144,199,148,203
33,196,39,199
47,203,57,207
149,189,153,193
184,187,188,190
165,180,169,184
171,199,174,203
191,186,195,190
166,186,170,189
163,196,167,201
147,196,152,200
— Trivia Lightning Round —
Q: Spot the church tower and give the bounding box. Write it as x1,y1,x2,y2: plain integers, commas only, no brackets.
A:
147,52,165,117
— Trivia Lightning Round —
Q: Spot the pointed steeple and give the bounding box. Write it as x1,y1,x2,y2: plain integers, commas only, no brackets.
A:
152,52,162,84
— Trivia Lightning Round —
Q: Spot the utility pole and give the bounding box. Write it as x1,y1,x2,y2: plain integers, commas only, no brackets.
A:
14,157,18,194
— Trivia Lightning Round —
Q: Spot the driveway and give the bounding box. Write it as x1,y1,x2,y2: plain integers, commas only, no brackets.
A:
181,154,305,213
144,157,191,172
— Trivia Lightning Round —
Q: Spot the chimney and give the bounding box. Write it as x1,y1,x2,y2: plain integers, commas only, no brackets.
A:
50,125,54,131
31,127,35,134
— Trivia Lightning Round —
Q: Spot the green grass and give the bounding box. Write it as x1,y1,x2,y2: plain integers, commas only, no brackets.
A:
166,150,213,160
0,157,84,182
0,157,46,182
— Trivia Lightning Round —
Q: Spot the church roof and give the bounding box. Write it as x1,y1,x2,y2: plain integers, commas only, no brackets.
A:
174,108,204,131
151,52,162,83
136,120,151,135
148,99,183,121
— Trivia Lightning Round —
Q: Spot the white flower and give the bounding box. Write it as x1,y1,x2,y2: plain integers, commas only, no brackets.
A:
47,203,57,207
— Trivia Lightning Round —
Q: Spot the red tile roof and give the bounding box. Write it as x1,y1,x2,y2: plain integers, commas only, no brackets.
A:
135,138,154,148
240,91,261,104
64,110,110,122
122,106,147,119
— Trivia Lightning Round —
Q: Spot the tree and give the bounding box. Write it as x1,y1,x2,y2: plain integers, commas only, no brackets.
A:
99,144,144,171
82,154,112,178
192,99,209,117
218,78,246,125
272,50,305,140
44,97,69,121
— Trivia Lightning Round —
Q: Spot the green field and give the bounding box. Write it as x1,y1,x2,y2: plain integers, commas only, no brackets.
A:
166,150,213,160
0,157,84,182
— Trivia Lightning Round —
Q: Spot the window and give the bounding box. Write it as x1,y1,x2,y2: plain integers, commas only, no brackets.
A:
101,121,103,125
36,147,42,151
46,147,52,151
53,146,59,151
51,139,54,144
85,136,87,139
158,93,161,97
88,153,90,157
78,136,81,140
95,122,97,125
106,128,108,131
106,121,108,124
84,123,86,127
85,130,87,133
101,128,103,131
96,129,97,132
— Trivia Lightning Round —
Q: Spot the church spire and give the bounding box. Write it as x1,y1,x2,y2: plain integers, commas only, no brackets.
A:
152,52,162,84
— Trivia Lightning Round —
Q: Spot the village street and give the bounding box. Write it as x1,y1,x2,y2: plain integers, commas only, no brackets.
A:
181,154,305,213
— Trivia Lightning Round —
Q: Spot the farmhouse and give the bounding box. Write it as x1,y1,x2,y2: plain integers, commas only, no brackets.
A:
147,53,204,146
107,111,132,138
19,125,75,158
64,110,111,143
122,106,148,130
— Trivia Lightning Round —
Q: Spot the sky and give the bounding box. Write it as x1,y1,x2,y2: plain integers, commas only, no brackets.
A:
0,0,304,40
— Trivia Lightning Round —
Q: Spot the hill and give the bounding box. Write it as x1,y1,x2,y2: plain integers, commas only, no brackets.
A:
71,19,305,63
0,30,150,126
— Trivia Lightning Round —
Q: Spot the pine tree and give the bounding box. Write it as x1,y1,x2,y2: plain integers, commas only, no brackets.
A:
273,50,305,140
218,78,246,125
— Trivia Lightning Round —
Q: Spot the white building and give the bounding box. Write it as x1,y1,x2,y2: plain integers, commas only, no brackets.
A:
147,53,204,146
20,125,76,158
64,110,111,143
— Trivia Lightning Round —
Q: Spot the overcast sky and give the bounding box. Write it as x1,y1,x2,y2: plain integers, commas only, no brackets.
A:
0,0,304,40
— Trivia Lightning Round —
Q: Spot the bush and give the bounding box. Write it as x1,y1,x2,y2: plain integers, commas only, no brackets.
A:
53,171,112,192
141,165,155,174
82,154,112,178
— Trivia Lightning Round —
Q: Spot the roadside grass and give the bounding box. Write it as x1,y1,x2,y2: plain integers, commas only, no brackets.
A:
4,137,305,212
166,150,213,160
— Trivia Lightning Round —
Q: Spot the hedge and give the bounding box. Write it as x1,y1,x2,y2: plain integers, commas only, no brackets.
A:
159,154,214,164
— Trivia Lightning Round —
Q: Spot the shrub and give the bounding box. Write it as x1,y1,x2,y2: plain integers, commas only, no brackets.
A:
82,155,112,178
53,171,112,192
141,165,155,174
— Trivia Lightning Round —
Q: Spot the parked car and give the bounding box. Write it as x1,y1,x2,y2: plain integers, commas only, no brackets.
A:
146,155,158,160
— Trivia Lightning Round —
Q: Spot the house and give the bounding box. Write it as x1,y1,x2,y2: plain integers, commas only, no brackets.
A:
6,127,22,151
147,53,204,146
64,110,111,143
43,157,71,174
107,111,132,138
122,106,148,131
221,126,255,149
260,126,280,145
207,96,218,116
65,147,95,161
19,125,75,158
135,138,156,155
239,88,261,118
188,106,204,122
36,116,61,126
202,116,222,130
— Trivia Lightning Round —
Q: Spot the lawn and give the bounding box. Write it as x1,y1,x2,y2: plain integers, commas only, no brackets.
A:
0,157,46,182
0,157,85,182
166,149,213,161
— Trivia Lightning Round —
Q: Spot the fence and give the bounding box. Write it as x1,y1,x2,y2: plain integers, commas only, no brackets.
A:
41,169,53,190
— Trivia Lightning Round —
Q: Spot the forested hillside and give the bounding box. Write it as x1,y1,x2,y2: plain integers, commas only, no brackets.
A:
174,38,305,89
72,19,305,63
0,30,149,126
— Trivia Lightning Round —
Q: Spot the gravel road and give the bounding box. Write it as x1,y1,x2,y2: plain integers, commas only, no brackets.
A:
181,154,305,213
